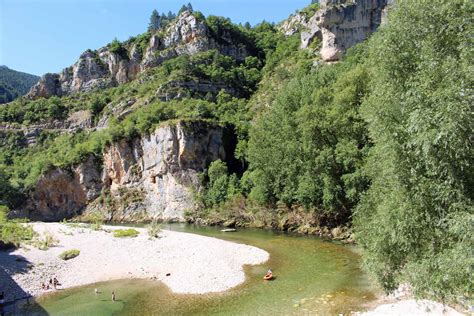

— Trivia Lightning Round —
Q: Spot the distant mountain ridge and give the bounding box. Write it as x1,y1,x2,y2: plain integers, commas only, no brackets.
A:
0,66,39,104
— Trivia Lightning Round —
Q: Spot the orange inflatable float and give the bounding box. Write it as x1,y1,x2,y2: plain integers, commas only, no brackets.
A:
263,273,273,280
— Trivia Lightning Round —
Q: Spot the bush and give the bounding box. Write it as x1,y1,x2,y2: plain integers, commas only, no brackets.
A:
0,205,36,248
109,38,128,59
59,249,80,260
147,220,161,239
86,212,104,231
33,231,59,250
113,228,139,238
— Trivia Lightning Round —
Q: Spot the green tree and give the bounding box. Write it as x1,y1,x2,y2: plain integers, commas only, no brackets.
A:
178,4,188,15
247,47,370,220
354,0,474,302
148,9,161,31
186,3,194,12
205,160,231,206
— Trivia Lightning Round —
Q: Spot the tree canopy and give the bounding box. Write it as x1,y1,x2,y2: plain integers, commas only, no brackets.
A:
354,0,473,301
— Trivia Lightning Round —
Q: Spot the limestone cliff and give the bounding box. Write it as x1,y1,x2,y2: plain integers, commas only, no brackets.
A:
16,156,102,221
28,11,250,99
295,0,390,61
20,121,227,222
97,120,225,221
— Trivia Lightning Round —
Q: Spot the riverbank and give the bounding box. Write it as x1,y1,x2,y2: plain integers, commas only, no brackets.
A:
360,299,464,315
358,284,465,316
186,199,355,242
0,223,269,303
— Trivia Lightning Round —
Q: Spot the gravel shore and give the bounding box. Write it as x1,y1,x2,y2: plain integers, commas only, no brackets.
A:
357,285,465,316
0,223,269,303
360,299,463,316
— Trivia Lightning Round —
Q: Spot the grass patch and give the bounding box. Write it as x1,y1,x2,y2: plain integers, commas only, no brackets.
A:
59,249,80,260
113,228,139,238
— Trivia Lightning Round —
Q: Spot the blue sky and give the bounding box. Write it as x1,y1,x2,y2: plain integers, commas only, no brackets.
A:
0,0,309,76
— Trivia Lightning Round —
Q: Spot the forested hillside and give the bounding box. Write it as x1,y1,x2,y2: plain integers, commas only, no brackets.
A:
0,66,39,104
0,0,471,306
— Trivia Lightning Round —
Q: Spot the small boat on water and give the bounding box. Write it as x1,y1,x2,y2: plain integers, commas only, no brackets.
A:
263,273,273,280
221,228,237,232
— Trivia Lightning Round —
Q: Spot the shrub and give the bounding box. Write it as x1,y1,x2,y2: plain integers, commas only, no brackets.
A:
59,249,80,260
0,206,36,248
33,232,59,250
86,212,104,231
147,220,161,239
113,228,139,238
109,38,128,60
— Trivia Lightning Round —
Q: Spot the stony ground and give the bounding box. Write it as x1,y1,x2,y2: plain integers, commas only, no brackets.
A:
358,284,465,316
360,299,464,316
0,223,269,303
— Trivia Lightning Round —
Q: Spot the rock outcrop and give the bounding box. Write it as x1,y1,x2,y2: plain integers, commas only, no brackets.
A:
28,11,250,99
28,73,62,99
300,0,389,61
99,120,226,221
21,156,102,221
20,121,227,222
279,12,310,36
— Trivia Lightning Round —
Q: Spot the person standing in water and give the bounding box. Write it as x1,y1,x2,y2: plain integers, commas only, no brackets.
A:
111,291,116,302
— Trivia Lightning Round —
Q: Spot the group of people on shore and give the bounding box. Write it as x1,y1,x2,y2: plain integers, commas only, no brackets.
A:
41,277,60,291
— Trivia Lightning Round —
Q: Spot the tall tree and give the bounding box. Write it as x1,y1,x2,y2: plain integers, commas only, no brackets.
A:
355,0,473,302
178,5,188,15
148,9,161,31
187,2,194,12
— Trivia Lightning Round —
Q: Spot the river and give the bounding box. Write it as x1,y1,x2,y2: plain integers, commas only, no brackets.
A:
18,224,378,315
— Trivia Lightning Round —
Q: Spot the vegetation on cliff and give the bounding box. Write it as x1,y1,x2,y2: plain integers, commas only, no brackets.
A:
0,0,472,304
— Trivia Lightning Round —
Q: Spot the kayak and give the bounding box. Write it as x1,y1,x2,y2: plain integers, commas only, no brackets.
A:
263,273,273,280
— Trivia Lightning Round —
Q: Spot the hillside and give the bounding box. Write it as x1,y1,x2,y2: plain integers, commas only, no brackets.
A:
0,0,472,308
0,66,39,104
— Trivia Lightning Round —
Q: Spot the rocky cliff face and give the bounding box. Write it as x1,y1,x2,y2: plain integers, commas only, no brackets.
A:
98,120,225,221
28,11,250,99
299,0,389,61
280,13,309,37
21,121,226,222
18,156,102,221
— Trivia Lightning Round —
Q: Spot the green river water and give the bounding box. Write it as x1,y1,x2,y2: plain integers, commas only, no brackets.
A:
18,224,379,315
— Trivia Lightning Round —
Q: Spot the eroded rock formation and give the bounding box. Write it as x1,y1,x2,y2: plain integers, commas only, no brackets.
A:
98,120,225,221
19,156,102,221
299,0,389,61
21,121,227,222
28,11,250,99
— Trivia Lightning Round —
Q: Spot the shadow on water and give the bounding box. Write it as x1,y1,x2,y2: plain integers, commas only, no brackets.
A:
0,248,48,315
